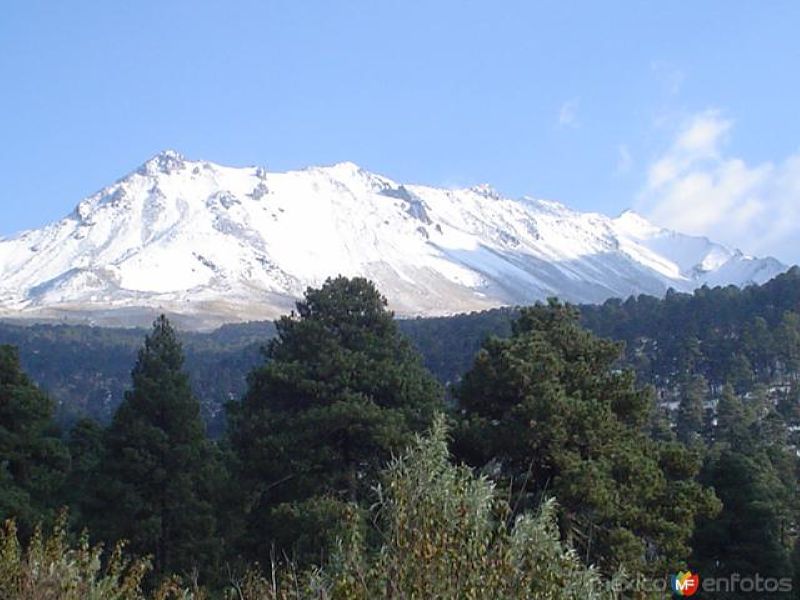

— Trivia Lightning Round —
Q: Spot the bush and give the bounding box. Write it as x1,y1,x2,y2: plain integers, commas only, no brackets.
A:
1,420,628,599
0,511,150,600
230,415,622,599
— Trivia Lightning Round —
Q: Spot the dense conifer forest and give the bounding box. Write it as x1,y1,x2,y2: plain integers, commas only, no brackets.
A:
1,272,800,597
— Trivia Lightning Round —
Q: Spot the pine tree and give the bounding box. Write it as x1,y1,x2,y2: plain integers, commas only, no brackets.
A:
692,383,798,591
776,311,800,381
63,418,105,527
692,448,795,588
676,374,707,447
228,277,443,565
0,345,69,536
778,382,800,417
88,316,219,579
714,383,750,447
454,300,719,575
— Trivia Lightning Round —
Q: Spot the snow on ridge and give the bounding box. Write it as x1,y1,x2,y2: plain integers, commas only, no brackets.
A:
0,152,788,328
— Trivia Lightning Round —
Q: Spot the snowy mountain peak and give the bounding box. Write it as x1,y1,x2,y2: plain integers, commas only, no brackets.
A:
137,149,187,176
470,183,501,200
0,154,788,329
306,161,397,193
614,209,664,237
323,160,364,172
157,148,185,160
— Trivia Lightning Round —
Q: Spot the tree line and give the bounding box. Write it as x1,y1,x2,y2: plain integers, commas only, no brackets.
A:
8,267,800,434
1,276,799,597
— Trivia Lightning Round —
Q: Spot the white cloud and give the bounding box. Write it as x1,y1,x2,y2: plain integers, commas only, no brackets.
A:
646,111,732,188
558,99,579,128
637,110,800,263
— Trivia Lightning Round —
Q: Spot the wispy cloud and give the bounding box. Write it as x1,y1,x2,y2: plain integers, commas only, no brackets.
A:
557,99,580,128
650,61,685,95
636,110,800,263
616,144,633,175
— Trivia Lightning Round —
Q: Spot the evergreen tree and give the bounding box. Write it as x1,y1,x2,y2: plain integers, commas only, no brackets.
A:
776,311,800,381
692,384,798,592
714,383,750,446
228,277,443,565
676,374,707,447
63,418,105,526
692,449,795,591
777,384,800,428
0,345,69,536
743,316,776,379
454,300,719,575
88,316,219,579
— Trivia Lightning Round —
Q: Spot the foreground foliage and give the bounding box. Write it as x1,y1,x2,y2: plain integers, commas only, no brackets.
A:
0,513,151,600
2,274,799,590
320,415,616,599
0,345,69,538
0,419,624,599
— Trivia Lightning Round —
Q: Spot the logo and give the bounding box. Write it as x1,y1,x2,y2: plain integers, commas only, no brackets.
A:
671,571,700,596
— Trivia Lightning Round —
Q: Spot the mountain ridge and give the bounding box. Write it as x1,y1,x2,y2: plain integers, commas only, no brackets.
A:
0,150,787,329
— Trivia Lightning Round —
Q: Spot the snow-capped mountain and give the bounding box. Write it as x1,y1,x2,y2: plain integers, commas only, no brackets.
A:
0,151,787,328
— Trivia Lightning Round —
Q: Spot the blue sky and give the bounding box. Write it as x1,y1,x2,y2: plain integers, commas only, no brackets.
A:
2,1,800,262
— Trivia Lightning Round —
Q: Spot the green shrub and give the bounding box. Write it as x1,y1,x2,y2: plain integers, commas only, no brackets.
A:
228,415,624,599
1,419,631,599
325,414,616,599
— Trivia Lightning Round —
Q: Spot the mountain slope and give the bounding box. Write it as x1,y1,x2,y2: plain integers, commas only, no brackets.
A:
0,151,787,328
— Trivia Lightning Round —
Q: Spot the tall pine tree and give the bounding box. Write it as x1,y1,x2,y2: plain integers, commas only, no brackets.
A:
88,316,219,579
228,276,443,565
676,374,707,447
454,300,719,575
0,345,69,536
63,418,105,527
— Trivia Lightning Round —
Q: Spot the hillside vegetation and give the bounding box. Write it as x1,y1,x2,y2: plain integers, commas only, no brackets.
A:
1,274,799,596
5,268,800,432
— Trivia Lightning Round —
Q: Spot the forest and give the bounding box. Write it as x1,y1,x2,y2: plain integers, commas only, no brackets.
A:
8,268,800,434
1,273,800,598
